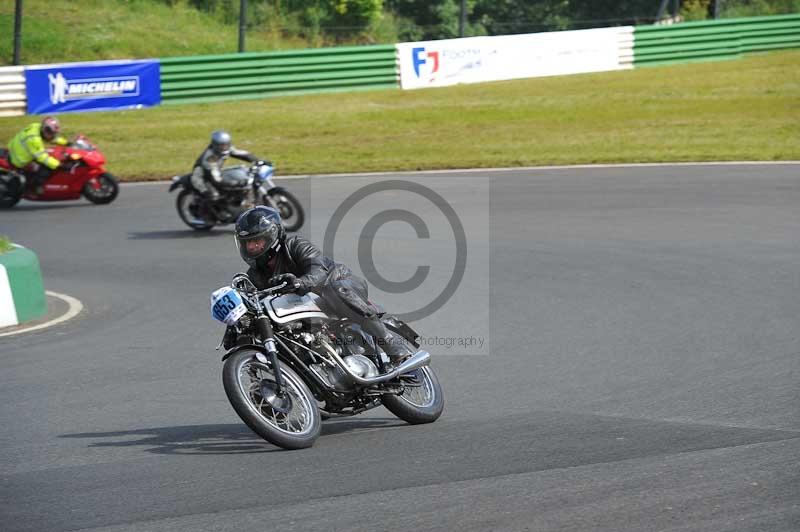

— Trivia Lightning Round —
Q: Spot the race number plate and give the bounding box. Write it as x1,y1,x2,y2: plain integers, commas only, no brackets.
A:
210,287,247,326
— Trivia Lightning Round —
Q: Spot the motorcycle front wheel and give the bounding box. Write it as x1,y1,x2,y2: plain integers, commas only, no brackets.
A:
382,366,444,424
83,172,119,205
222,350,321,450
264,189,304,232
176,189,214,231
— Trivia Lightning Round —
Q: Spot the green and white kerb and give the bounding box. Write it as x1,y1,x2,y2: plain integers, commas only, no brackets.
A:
0,245,47,327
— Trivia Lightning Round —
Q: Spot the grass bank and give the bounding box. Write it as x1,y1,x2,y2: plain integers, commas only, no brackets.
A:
0,237,12,254
0,0,312,65
0,50,797,180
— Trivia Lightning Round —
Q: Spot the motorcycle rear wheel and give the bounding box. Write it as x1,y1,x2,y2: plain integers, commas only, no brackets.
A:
222,350,321,450
83,172,119,205
0,171,23,209
176,189,214,231
382,366,444,424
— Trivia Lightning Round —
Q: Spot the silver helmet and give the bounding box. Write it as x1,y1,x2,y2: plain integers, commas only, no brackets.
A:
210,130,232,156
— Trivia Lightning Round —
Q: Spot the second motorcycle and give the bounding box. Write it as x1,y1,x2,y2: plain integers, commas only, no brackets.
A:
169,161,305,232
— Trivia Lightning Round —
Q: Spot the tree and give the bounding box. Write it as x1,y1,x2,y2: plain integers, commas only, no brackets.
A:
473,0,661,34
327,0,384,28
386,0,483,39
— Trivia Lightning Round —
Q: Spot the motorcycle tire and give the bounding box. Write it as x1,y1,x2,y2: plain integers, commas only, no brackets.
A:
83,172,119,205
222,350,321,450
0,171,23,209
176,189,214,231
382,366,444,424
264,189,304,232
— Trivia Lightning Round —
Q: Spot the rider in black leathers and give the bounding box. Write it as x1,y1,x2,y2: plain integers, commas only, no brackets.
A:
233,206,408,361
191,130,261,201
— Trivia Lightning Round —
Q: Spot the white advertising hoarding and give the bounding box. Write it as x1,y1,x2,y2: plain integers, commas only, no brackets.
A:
397,27,632,90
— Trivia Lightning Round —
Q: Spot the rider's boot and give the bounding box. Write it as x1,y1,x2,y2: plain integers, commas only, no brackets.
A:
383,336,411,364
26,174,43,195
29,166,52,195
363,318,409,363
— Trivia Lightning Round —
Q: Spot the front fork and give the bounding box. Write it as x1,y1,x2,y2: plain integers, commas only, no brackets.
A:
84,169,104,189
254,178,276,204
254,315,285,393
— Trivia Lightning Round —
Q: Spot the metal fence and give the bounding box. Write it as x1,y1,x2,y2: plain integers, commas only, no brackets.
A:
159,44,399,105
634,13,800,66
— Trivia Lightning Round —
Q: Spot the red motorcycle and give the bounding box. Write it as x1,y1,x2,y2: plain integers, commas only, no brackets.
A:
0,135,119,208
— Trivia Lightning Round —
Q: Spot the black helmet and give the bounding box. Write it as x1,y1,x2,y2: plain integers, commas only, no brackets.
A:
210,130,232,157
234,206,285,266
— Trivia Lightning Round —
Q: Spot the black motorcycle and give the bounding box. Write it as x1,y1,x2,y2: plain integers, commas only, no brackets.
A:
169,162,304,232
211,273,444,450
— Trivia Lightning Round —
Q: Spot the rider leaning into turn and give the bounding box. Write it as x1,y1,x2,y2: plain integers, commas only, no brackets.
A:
232,206,409,362
191,130,264,201
6,117,70,192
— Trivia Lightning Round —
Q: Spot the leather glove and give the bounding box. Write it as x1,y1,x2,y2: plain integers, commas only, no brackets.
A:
256,159,273,167
268,273,301,293
60,160,79,172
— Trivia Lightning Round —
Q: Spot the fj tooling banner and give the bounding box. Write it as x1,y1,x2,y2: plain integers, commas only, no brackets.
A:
397,27,630,90
25,60,160,114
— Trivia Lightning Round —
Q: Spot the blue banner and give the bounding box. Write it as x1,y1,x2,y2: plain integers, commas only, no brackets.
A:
25,60,160,115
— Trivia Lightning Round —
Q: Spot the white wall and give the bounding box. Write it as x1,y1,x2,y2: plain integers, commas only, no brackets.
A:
0,66,26,117
397,27,634,90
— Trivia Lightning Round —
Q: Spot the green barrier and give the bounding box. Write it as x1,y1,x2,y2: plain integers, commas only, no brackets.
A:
155,15,798,105
0,245,46,325
160,44,399,105
634,13,800,67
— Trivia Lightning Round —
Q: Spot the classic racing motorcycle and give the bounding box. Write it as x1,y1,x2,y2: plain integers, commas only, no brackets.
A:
211,273,444,450
0,135,119,208
169,162,304,232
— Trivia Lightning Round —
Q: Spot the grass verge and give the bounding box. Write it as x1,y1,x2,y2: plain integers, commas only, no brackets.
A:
0,237,12,254
0,0,313,65
0,50,798,181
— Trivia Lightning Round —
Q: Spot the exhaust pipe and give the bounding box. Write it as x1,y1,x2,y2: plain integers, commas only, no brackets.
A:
320,341,430,386
389,350,431,377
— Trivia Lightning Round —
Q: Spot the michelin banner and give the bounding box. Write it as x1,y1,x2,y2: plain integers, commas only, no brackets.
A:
25,60,160,114
397,27,632,90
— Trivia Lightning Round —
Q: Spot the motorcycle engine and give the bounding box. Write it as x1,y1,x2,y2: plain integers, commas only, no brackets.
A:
343,354,379,379
311,355,378,391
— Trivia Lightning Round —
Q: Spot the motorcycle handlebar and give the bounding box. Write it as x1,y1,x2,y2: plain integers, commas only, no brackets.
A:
231,273,289,296
231,274,290,315
256,282,288,297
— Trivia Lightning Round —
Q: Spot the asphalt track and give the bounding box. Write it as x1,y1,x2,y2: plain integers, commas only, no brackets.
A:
1,164,798,532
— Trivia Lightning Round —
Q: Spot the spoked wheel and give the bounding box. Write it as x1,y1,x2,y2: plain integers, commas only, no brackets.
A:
382,366,444,424
222,350,321,450
0,172,23,209
83,172,119,204
176,189,214,231
264,189,304,232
